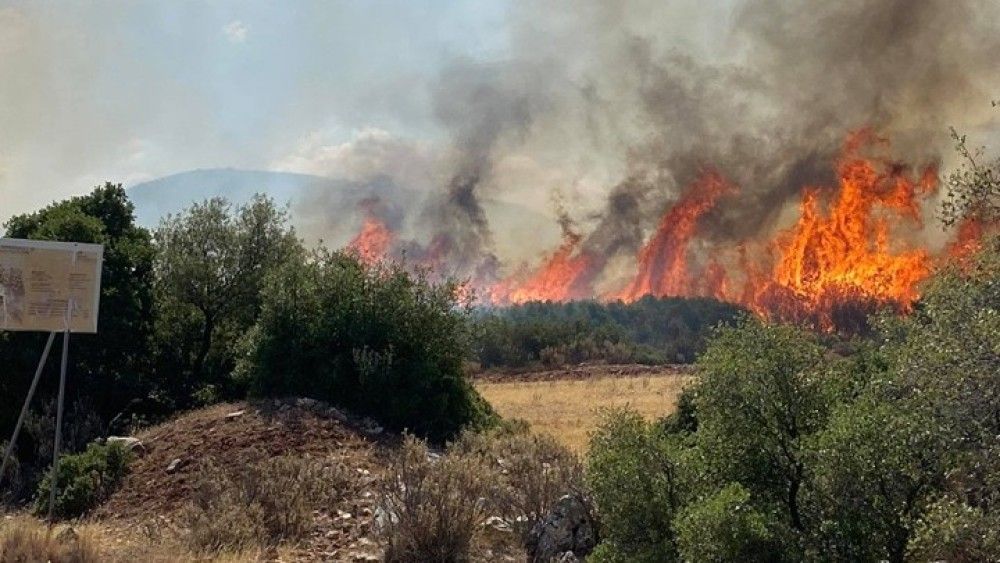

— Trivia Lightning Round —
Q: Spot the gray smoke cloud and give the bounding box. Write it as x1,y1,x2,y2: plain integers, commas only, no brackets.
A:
291,0,1000,284
495,0,1000,273
419,60,554,279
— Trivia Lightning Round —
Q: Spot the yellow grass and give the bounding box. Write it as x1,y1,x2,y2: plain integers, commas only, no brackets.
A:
0,513,274,563
476,373,691,452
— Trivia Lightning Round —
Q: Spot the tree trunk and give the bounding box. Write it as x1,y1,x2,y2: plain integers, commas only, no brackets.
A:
193,313,215,381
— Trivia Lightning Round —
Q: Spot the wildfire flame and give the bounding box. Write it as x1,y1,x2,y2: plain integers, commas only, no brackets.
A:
617,169,736,302
490,229,598,304
743,130,939,329
348,212,393,266
344,129,989,331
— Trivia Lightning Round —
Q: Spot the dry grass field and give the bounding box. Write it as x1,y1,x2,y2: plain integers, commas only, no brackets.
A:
475,365,692,452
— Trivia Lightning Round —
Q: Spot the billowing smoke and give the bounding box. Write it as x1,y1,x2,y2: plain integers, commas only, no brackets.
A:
296,0,1000,287
564,0,1000,259
420,60,552,279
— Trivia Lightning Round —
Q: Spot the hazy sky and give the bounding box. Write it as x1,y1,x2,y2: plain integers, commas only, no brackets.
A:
2,0,995,231
0,0,511,216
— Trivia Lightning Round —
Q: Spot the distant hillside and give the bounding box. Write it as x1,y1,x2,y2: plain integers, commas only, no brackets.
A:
128,168,371,227
128,168,562,256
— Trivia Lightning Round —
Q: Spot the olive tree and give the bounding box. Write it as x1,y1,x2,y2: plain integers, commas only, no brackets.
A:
153,195,301,405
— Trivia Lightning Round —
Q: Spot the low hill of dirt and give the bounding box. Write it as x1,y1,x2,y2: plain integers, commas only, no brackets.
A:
95,399,389,561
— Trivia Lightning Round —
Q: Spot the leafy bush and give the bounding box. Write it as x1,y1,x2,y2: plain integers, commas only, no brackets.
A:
586,409,687,562
674,483,783,563
239,251,495,441
182,455,352,553
906,497,1000,561
803,399,945,561
34,441,131,519
377,435,494,562
450,427,587,542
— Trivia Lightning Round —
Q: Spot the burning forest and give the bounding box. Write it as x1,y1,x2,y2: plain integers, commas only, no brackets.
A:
316,0,1000,334
346,129,993,332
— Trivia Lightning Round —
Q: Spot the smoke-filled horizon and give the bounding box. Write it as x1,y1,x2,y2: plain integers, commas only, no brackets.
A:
322,0,1000,289
2,0,999,298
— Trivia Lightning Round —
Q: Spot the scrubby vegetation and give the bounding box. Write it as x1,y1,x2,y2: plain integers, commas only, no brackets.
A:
237,253,495,441
377,427,588,562
474,296,745,368
584,233,1000,562
182,455,354,554
0,516,101,563
34,441,131,519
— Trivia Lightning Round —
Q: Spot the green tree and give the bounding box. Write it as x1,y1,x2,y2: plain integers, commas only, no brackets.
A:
237,250,493,441
587,408,687,562
907,497,1000,562
152,195,301,405
674,483,784,563
694,320,829,535
804,400,944,562
0,183,156,437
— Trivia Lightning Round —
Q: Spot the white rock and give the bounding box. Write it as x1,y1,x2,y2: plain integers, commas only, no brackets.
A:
106,436,146,455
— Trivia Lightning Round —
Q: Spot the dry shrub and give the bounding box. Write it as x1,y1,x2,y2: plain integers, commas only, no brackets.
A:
0,443,23,506
450,428,587,541
0,516,100,563
378,435,495,562
182,454,353,554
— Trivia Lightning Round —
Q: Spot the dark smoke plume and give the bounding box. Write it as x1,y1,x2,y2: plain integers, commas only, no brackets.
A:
531,0,1000,273
299,0,1000,287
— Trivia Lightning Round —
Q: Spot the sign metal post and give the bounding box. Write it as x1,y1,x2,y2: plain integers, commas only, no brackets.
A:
0,239,102,522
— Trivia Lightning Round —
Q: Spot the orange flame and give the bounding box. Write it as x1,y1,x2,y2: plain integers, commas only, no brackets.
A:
947,216,985,263
617,169,736,301
491,229,598,304
348,215,393,266
744,130,937,329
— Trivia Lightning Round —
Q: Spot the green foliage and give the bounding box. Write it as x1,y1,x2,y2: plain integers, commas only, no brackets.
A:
587,409,686,562
583,235,1000,562
804,400,944,561
152,195,302,407
474,296,745,368
941,122,1000,227
0,183,155,451
238,251,494,441
907,497,1000,562
33,441,130,519
694,321,829,530
674,483,784,563
656,386,698,435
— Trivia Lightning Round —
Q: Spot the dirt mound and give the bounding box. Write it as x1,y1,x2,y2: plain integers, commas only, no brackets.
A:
95,399,388,560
